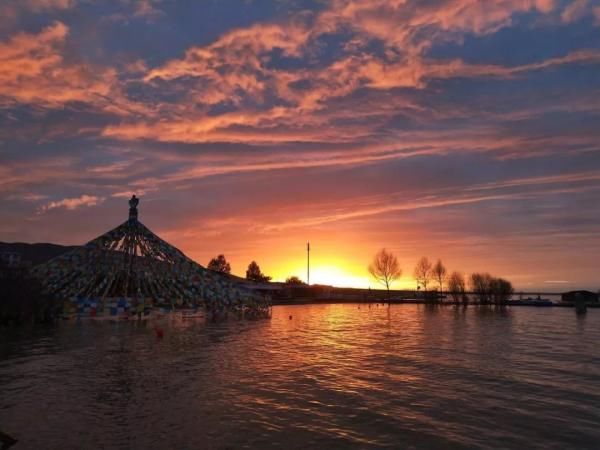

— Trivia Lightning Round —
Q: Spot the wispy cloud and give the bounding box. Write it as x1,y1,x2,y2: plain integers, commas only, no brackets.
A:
465,171,600,192
39,194,105,212
133,0,164,21
561,0,590,23
5,192,49,202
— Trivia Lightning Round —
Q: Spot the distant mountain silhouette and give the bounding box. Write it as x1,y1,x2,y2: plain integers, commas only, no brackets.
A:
0,242,78,266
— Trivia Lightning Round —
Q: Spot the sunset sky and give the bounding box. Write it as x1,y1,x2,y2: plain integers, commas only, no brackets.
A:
1,0,599,290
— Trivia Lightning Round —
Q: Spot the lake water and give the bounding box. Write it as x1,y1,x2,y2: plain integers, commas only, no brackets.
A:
1,304,599,449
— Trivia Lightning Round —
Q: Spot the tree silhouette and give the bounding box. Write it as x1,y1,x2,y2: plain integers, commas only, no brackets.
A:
207,254,231,273
368,248,402,297
470,273,513,305
432,259,447,295
246,261,272,282
285,276,306,285
490,277,513,305
414,256,432,292
447,271,467,305
470,272,493,304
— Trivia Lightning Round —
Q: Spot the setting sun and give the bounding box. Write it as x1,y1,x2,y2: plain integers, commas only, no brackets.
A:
267,253,411,290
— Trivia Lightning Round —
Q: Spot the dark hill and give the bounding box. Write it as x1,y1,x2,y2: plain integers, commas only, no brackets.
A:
0,242,78,266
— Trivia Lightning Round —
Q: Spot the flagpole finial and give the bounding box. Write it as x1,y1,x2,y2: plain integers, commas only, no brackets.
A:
129,195,139,222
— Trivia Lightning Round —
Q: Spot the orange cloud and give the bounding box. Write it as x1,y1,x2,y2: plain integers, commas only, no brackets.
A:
40,194,105,212
27,0,75,10
95,0,591,148
0,22,148,115
144,21,311,107
103,46,600,147
324,0,557,48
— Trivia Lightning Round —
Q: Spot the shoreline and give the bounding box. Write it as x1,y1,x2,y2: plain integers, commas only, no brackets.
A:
271,298,599,308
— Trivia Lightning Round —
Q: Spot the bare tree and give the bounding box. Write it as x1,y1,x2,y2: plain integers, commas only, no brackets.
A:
470,272,493,304
471,273,513,305
447,271,466,305
368,249,402,297
490,277,513,305
413,257,432,292
432,259,447,295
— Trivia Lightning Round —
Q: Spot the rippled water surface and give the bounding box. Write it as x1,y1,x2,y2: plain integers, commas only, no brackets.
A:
1,304,599,449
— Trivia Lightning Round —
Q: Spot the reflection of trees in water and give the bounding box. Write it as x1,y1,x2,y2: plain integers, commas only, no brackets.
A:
418,304,515,373
470,306,514,374
450,304,468,348
575,312,587,334
420,303,455,351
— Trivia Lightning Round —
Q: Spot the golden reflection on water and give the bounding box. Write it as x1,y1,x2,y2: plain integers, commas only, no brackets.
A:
1,304,599,449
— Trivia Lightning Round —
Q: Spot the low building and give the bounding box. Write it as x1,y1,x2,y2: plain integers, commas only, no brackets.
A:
561,290,599,303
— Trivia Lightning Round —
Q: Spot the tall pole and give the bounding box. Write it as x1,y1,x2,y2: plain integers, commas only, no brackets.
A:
307,241,310,285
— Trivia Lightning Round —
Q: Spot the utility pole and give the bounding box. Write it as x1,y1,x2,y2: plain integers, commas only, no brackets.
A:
307,241,310,285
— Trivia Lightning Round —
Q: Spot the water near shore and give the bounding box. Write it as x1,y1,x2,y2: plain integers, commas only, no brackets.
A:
1,304,599,449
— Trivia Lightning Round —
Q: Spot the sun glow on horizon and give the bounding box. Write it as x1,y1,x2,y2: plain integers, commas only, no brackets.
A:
269,258,414,290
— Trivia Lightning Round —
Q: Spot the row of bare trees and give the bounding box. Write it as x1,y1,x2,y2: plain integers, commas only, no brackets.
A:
368,249,513,305
469,273,514,305
414,256,446,293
